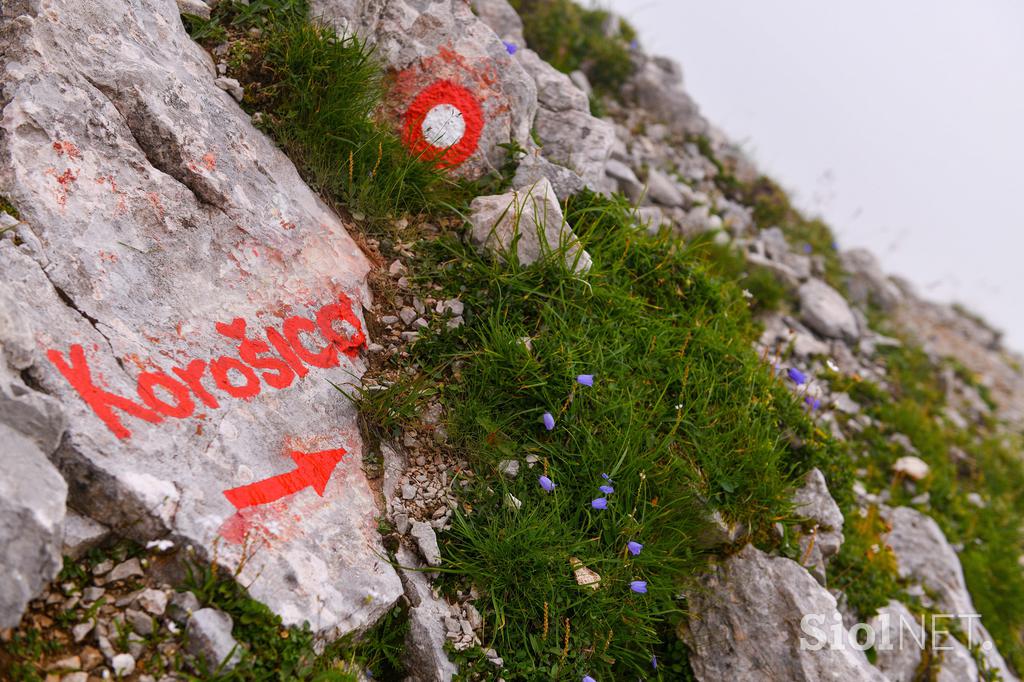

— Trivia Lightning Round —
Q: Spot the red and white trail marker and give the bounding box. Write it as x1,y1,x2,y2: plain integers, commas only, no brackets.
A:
402,79,484,167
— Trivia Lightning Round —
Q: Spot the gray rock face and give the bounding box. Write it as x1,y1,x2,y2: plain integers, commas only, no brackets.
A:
882,506,1016,680
62,510,111,560
792,468,844,585
625,55,707,136
0,362,66,453
645,168,684,207
397,548,457,682
1,0,400,638
515,49,615,192
313,0,537,179
935,634,980,682
517,48,589,113
841,248,903,311
410,520,442,568
798,279,860,340
469,177,592,273
186,608,243,671
604,158,643,200
511,152,585,202
532,106,615,193
0,423,67,628
470,0,524,45
867,601,923,682
683,544,885,682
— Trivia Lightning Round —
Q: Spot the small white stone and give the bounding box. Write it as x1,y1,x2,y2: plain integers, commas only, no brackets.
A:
137,588,168,616
893,456,930,481
111,653,135,676
497,460,520,479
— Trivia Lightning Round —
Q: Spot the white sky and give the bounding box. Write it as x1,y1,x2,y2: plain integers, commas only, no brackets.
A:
604,0,1024,351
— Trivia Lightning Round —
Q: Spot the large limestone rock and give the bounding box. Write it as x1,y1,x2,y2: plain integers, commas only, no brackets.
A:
1,0,400,637
514,49,615,192
682,544,885,682
0,304,68,627
469,177,591,273
792,468,844,585
0,423,67,628
798,278,860,340
312,0,537,179
882,506,1016,680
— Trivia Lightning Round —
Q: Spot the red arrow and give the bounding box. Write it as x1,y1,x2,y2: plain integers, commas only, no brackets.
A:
223,447,347,510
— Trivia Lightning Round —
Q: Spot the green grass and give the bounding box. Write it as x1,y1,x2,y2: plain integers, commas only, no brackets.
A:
686,232,791,313
394,190,842,679
185,0,467,223
509,0,636,98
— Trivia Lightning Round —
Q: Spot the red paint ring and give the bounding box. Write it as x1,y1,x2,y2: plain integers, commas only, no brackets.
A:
402,80,484,167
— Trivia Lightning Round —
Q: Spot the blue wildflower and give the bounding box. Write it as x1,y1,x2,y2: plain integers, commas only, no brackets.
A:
627,541,643,556
591,497,608,510
601,472,611,481
577,374,594,386
599,485,614,495
539,475,555,492
652,655,658,669
582,676,597,682
805,395,821,410
630,580,648,594
542,412,555,430
803,243,812,254
503,40,518,55
787,368,807,385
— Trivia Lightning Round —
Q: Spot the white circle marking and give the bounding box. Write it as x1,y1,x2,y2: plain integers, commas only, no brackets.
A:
421,103,466,148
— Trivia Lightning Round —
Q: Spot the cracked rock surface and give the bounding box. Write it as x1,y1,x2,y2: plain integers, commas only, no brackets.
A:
0,0,399,636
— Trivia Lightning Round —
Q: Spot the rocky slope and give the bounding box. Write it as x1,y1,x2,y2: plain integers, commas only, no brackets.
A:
2,0,1022,680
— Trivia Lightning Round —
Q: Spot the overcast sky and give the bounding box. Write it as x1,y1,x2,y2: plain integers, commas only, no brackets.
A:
605,0,1024,352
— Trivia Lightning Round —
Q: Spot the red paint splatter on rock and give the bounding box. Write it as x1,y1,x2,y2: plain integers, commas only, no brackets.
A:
52,140,81,160
146,192,165,219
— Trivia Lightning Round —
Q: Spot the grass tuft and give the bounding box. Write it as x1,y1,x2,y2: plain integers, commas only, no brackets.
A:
400,190,840,678
185,0,467,223
509,0,637,97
